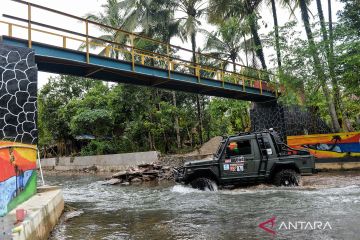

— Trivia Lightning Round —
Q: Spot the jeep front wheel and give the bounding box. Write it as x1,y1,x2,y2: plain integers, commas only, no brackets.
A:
190,177,217,191
273,169,300,187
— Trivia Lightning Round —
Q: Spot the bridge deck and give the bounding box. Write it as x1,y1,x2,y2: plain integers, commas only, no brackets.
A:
2,36,276,102
0,0,280,101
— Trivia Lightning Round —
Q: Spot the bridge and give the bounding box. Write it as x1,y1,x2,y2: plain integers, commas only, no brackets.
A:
0,1,283,226
0,0,280,101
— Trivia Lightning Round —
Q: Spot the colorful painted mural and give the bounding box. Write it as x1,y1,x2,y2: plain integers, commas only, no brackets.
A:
0,141,37,217
287,132,360,159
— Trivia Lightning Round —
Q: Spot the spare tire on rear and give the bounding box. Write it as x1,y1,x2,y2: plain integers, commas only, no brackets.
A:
273,169,300,187
190,177,217,191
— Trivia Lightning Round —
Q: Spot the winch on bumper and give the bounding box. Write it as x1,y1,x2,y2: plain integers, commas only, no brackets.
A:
173,167,185,182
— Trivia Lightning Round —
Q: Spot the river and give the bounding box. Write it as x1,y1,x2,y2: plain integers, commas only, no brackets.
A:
46,172,360,240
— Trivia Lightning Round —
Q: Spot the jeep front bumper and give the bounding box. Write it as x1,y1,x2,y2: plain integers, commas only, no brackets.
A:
173,167,185,182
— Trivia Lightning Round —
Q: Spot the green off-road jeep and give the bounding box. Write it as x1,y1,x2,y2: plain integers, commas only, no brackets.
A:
174,130,315,190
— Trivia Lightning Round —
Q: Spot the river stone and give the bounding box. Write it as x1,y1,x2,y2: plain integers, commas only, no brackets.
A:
127,170,143,177
129,168,143,173
131,178,142,183
104,163,175,186
103,178,122,185
112,171,127,178
142,170,160,175
142,175,156,181
64,210,84,222
138,163,153,169
153,164,162,170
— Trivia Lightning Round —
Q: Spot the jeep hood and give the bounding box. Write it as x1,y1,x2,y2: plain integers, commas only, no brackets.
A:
184,159,215,166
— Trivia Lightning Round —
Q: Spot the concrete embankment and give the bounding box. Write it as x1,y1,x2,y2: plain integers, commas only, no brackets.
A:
4,186,64,240
39,150,360,173
315,158,360,171
39,151,159,171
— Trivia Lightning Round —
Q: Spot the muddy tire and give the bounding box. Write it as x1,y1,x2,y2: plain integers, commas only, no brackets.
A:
273,169,300,187
190,177,217,191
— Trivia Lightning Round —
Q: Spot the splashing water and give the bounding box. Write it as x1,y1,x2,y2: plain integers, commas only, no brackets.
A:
171,184,200,194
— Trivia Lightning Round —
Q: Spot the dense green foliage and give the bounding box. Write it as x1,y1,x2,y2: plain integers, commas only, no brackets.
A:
264,0,359,131
38,0,359,156
39,77,249,156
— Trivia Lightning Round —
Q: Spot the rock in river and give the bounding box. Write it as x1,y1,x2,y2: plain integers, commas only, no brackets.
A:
106,162,173,185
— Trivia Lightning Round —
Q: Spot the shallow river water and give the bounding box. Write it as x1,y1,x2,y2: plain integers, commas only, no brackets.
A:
47,172,360,240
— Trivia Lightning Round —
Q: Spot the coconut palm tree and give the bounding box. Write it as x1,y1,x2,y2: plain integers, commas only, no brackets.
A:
173,0,207,145
203,17,247,71
83,0,127,58
175,0,207,66
120,0,185,147
270,0,281,68
119,0,173,37
208,0,268,70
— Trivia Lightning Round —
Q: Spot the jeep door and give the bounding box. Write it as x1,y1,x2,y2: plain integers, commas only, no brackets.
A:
220,137,255,180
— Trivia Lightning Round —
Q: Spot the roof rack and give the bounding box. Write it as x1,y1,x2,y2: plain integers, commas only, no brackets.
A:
222,129,277,139
237,129,272,136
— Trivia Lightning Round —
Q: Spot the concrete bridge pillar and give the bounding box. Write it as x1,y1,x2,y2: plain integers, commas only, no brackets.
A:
250,100,287,141
0,44,38,217
0,44,37,143
250,101,332,143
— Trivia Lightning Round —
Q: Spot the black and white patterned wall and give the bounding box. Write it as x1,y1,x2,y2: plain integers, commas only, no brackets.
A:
250,101,287,141
250,101,331,142
0,44,38,144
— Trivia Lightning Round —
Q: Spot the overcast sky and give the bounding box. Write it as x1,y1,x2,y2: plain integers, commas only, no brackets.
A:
0,0,344,89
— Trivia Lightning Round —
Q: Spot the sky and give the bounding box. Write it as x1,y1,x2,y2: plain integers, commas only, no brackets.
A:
0,0,344,89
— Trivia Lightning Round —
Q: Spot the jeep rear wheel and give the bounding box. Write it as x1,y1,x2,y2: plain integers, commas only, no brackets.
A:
273,169,300,187
190,177,217,191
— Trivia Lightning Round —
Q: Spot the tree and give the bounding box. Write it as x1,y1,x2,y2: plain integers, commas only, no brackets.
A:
334,0,360,130
204,17,246,71
70,109,114,137
338,0,360,36
176,0,207,145
314,0,352,131
208,98,250,135
208,0,268,70
297,0,341,132
38,75,99,154
121,0,184,147
270,0,281,68
84,0,126,58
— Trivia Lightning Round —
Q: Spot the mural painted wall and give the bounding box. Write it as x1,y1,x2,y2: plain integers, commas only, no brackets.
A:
0,44,38,217
287,132,360,160
0,142,37,216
